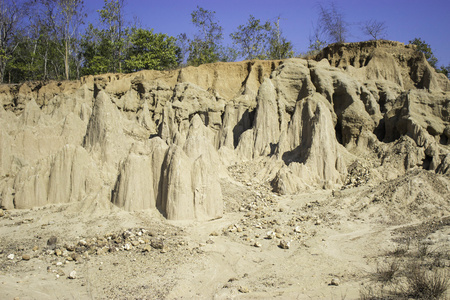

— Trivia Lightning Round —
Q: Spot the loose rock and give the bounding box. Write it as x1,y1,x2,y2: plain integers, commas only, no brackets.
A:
68,270,77,279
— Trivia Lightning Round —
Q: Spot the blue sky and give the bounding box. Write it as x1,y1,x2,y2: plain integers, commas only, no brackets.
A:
85,0,450,67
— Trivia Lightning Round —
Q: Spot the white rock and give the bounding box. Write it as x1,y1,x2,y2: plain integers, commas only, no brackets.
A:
68,270,77,279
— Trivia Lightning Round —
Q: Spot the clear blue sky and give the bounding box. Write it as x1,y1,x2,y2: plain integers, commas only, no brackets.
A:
85,0,450,67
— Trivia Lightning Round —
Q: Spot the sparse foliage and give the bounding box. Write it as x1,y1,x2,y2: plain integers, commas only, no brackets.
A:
317,1,348,44
187,6,223,66
266,17,294,60
308,21,327,55
361,19,387,40
230,15,272,60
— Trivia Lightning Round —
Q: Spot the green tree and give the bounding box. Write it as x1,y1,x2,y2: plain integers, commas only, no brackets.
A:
437,64,449,78
124,28,180,72
187,6,223,66
0,0,23,83
48,0,86,80
317,1,347,44
409,38,438,69
230,15,272,60
267,17,294,60
80,0,130,75
97,0,126,73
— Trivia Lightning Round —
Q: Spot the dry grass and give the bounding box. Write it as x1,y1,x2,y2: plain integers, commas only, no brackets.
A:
375,261,400,283
406,263,449,299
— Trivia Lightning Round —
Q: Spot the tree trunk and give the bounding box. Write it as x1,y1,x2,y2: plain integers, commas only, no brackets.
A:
65,38,69,80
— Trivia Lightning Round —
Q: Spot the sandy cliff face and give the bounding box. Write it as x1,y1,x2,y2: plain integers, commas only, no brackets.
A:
0,41,449,220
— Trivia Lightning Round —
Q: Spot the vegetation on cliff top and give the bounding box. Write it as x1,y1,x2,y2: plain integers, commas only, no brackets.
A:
1,0,448,83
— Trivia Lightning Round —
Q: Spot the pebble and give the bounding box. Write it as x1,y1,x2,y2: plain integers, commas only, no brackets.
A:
238,286,250,293
32,245,39,251
265,231,275,239
151,239,164,250
253,241,262,248
124,243,132,251
294,226,302,233
55,249,62,256
7,254,14,260
279,240,290,249
0,210,4,217
22,254,31,261
68,270,77,279
330,278,340,286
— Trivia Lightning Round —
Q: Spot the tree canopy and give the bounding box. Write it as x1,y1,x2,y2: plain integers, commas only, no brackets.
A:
1,1,448,83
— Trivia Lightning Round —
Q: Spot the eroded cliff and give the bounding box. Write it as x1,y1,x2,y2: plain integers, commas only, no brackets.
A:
0,41,449,220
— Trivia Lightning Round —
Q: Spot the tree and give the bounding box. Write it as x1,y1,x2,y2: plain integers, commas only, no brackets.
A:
437,64,449,79
317,1,347,44
230,15,272,60
97,0,126,73
56,0,85,80
267,17,294,60
361,19,387,40
0,0,23,83
409,38,438,69
187,6,223,66
124,28,180,72
307,21,327,55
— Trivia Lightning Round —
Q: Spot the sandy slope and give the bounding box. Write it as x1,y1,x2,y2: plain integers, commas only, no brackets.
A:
1,167,448,300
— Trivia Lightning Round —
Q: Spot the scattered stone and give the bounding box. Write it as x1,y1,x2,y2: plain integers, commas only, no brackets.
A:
330,278,340,286
209,231,219,236
294,226,302,233
22,254,30,261
55,249,62,256
142,245,152,252
278,240,290,249
265,231,275,239
0,210,4,217
7,253,14,260
124,243,132,251
70,253,80,261
151,239,164,250
32,245,39,251
68,270,77,279
238,286,250,293
253,241,262,248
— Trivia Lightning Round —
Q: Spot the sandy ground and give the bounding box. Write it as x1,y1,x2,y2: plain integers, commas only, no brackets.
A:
1,167,449,300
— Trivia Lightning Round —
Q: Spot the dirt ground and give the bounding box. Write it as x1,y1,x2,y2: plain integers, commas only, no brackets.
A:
1,165,449,300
